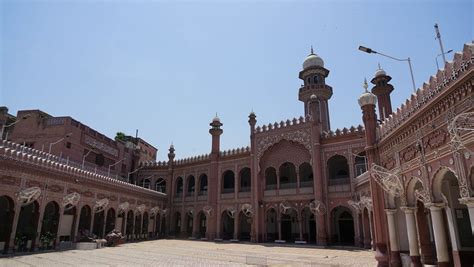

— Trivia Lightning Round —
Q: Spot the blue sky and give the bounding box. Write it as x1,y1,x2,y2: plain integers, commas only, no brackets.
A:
1,0,472,160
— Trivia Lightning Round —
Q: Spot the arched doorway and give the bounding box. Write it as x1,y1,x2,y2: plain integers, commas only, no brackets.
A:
266,208,277,242
239,211,251,241
185,212,193,237
92,210,105,238
0,196,15,253
173,212,181,237
78,205,92,239
105,209,116,235
221,211,234,240
142,212,149,239
134,214,142,239
40,201,60,249
281,209,298,242
198,212,206,238
301,208,316,243
327,155,350,185
222,170,235,193
332,206,354,245
61,206,77,242
126,211,134,240
16,201,40,251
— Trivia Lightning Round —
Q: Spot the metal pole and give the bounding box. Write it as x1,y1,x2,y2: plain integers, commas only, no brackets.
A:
0,125,4,140
436,57,439,70
407,57,417,93
434,23,447,65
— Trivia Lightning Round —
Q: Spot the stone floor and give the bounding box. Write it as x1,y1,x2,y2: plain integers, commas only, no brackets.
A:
0,240,377,266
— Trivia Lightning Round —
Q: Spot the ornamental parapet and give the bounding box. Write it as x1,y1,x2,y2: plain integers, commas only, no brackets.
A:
220,146,250,158
377,42,473,140
0,140,166,198
254,115,310,135
321,125,365,140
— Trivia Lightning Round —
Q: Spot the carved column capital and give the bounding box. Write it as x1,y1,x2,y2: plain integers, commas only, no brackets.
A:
400,206,417,214
384,209,398,215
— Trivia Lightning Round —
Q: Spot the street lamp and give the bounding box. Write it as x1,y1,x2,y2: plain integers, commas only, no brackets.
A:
82,149,96,169
48,133,73,154
128,166,145,183
108,157,127,178
0,114,31,140
358,45,417,93
435,49,453,70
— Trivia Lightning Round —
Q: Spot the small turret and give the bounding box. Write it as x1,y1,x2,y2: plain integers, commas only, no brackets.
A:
371,64,394,120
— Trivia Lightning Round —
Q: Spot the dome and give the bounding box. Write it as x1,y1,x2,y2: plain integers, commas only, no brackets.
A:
303,47,324,69
374,63,386,77
212,115,220,123
358,79,377,107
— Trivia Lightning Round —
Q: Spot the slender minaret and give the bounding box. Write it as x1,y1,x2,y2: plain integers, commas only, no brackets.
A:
371,64,394,120
298,47,332,132
207,114,222,240
358,79,391,267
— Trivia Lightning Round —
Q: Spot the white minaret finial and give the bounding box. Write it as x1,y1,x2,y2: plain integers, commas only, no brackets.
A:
310,45,314,54
363,78,369,92
378,63,382,70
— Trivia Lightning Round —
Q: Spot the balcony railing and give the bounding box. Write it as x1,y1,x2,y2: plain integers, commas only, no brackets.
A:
265,184,277,190
300,180,313,187
222,188,235,194
279,182,297,189
354,163,367,177
239,186,251,192
328,177,350,186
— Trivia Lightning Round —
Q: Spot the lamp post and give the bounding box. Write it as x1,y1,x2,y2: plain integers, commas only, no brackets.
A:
435,49,453,70
48,133,72,154
128,166,145,183
82,149,95,169
108,157,126,178
358,45,417,93
0,114,31,140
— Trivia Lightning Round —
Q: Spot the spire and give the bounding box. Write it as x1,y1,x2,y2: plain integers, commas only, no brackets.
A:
310,45,314,54
363,78,369,92
377,63,382,70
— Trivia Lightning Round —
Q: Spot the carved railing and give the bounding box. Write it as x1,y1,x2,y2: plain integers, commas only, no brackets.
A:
378,42,473,140
0,140,166,197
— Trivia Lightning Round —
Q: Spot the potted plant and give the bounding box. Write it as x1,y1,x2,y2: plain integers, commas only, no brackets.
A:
40,232,55,250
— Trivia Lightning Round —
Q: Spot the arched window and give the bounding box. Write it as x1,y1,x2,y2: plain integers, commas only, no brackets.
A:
307,78,311,84
187,175,195,195
142,178,151,189
279,162,297,189
198,174,208,195
265,167,277,190
327,155,349,185
239,168,251,192
155,178,166,193
299,162,313,187
222,170,235,193
176,177,183,196
354,152,367,177
313,76,319,84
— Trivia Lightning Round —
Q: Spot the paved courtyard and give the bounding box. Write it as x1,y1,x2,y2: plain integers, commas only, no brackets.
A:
0,240,376,266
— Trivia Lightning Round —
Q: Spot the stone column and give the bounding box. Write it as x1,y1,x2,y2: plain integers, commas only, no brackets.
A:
73,206,82,242
233,214,239,240
102,211,107,239
429,204,450,267
459,197,474,235
131,214,136,240
8,201,22,252
192,214,199,238
123,212,128,241
140,214,144,239
362,211,370,249
90,211,96,235
368,210,375,250
298,215,303,241
278,216,282,241
34,200,48,251
385,209,401,267
55,206,65,247
401,207,421,267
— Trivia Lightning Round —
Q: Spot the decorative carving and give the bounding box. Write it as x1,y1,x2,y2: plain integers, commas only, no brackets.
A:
17,187,41,206
308,200,326,215
225,207,237,218
401,145,419,163
26,180,42,188
62,192,80,210
241,203,253,217
48,184,63,193
93,198,109,213
359,195,373,210
203,205,213,216
136,204,146,215
0,176,18,186
423,129,448,150
256,128,312,165
150,206,160,216
414,178,432,205
83,191,94,198
186,207,194,216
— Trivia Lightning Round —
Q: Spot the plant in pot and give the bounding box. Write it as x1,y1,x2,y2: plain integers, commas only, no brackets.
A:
14,231,26,252
40,232,55,250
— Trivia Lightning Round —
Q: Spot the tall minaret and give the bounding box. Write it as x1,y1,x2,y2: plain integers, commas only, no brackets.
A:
371,64,394,120
298,47,333,132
